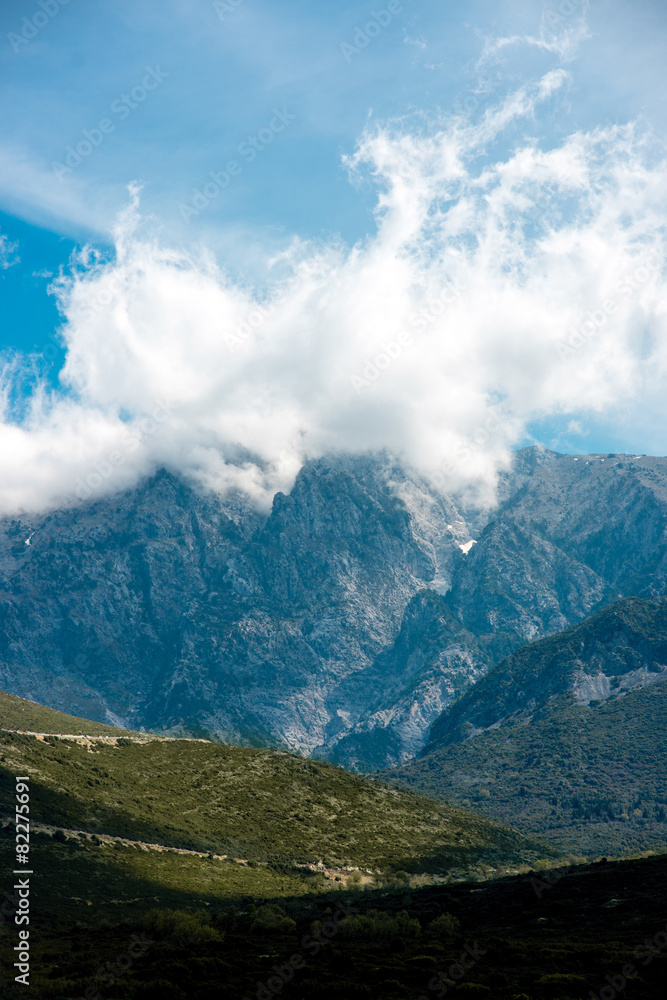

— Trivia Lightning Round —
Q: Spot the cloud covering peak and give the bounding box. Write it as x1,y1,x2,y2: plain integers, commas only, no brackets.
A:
1,72,666,516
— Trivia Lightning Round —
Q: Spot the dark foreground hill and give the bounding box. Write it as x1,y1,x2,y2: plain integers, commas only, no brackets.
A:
1,832,665,999
387,598,667,854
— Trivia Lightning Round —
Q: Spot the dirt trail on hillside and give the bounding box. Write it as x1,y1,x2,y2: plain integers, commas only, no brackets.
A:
1,728,209,747
1,809,378,884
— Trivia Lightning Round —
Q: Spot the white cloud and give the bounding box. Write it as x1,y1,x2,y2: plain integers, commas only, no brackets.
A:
404,35,427,50
477,1,591,67
0,142,112,238
1,73,666,516
0,231,19,270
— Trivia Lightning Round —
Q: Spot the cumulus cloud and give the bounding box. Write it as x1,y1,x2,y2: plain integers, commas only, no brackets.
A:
1,71,666,516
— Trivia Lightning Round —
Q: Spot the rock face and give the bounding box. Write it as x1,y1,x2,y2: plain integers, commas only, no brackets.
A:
423,596,667,751
0,454,474,759
2,448,667,769
385,597,667,854
324,590,485,770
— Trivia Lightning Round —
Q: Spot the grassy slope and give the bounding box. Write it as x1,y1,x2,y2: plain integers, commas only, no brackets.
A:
0,688,137,735
0,729,553,875
387,682,667,855
425,596,667,751
0,828,321,923
1,695,665,999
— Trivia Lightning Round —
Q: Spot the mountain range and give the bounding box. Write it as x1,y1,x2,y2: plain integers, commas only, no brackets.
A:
2,447,667,776
2,447,667,998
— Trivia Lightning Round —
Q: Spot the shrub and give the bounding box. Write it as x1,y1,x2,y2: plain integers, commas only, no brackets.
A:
338,909,420,948
427,912,461,939
537,973,587,985
142,908,223,944
250,904,297,934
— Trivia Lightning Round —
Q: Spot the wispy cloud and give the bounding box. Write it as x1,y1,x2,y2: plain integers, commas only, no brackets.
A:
0,230,19,269
477,0,591,67
404,35,427,50
0,142,110,236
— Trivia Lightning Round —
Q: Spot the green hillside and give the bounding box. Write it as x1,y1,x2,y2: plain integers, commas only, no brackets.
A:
387,682,667,855
0,826,322,923
0,687,137,736
424,596,667,752
1,697,665,1000
0,727,553,877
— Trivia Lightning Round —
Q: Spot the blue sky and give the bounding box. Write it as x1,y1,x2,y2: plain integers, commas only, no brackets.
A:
1,0,666,512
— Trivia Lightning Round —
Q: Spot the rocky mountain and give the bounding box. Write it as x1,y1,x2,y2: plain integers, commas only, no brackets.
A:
454,449,667,646
0,454,477,761
426,595,667,747
324,590,486,770
2,448,667,769
386,597,667,854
